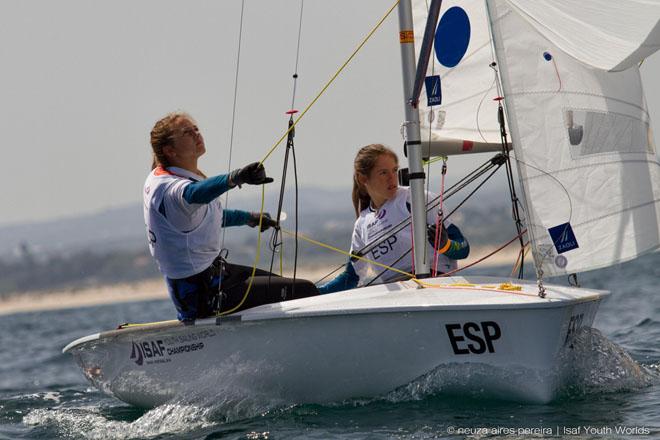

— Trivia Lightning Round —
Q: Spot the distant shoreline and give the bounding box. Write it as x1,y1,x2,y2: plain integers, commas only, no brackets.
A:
0,248,519,316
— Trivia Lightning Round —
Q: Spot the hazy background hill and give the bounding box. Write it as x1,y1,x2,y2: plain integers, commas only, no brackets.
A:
0,185,519,296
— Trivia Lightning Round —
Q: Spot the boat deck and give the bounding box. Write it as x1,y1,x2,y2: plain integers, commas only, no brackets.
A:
63,275,607,352
240,275,607,321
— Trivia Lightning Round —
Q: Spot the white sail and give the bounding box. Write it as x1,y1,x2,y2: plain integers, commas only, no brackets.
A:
505,0,660,72
487,0,660,277
412,0,502,153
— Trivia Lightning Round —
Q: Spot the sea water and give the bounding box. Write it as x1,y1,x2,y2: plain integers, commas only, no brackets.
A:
1,252,658,439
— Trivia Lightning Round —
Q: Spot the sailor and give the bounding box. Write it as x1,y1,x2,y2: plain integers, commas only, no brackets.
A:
144,112,280,321
318,144,469,293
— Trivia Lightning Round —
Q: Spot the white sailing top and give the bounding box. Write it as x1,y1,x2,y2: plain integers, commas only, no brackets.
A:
143,166,223,279
350,186,456,285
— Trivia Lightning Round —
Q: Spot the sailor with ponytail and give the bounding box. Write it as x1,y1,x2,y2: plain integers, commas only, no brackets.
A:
318,144,469,293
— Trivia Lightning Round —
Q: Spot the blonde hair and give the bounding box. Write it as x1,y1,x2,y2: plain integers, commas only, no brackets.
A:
149,111,193,170
351,144,398,217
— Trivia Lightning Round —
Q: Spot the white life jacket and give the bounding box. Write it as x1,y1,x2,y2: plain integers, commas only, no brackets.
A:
143,167,223,279
350,187,456,285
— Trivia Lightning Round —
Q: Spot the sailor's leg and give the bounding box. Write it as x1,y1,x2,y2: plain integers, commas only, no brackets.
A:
220,276,320,313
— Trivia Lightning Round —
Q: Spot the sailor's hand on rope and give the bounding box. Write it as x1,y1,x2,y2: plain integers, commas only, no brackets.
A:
427,223,449,253
230,162,274,188
247,212,278,232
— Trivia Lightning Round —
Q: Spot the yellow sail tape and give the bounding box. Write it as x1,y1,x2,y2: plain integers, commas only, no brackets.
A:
117,320,179,329
259,0,400,165
279,227,414,279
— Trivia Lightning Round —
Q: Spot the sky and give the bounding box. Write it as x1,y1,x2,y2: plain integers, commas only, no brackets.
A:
1,0,660,226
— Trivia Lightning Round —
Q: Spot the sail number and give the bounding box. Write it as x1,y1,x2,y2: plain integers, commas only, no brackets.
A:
445,321,502,355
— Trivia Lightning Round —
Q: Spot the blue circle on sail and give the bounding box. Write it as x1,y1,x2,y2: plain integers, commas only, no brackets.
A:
434,6,471,68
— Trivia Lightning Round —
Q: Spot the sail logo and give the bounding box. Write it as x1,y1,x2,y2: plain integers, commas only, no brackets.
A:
425,75,442,106
434,6,470,68
548,222,579,254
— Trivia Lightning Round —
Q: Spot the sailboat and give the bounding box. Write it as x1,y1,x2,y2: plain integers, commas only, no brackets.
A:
63,0,660,408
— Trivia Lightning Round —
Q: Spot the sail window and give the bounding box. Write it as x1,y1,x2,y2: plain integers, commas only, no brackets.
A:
565,109,654,158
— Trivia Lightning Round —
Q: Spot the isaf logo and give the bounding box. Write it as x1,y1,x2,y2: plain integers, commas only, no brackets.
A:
130,340,166,366
129,333,211,366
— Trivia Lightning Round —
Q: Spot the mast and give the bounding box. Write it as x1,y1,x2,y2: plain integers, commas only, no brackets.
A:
397,0,430,278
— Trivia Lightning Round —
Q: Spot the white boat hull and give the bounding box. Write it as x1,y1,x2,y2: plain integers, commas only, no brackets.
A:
63,276,605,407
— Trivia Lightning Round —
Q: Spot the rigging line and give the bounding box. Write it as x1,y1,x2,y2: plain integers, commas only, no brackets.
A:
476,77,497,144
290,0,305,110
416,227,528,281
431,158,447,277
366,162,503,286
218,184,267,316
268,117,294,283
515,158,573,222
291,140,300,285
221,0,246,254
549,56,562,92
259,0,400,164
356,156,501,259
315,262,347,285
510,242,530,277
496,97,526,278
366,226,528,287
423,0,437,269
443,162,498,206
279,227,415,279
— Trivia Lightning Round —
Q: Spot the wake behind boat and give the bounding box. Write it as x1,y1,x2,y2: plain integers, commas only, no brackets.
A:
63,276,605,407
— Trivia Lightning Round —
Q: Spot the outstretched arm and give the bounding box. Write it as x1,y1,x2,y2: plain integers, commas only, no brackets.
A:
182,174,231,204
222,209,252,227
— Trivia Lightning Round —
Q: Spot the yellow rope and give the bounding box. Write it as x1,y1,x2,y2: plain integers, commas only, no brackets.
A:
410,278,531,295
218,184,267,316
118,320,179,328
259,0,400,165
510,242,530,277
216,0,401,316
279,227,415,279
423,155,447,165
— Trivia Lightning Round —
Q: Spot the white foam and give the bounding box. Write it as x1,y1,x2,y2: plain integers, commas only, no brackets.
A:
23,404,215,439
558,328,654,396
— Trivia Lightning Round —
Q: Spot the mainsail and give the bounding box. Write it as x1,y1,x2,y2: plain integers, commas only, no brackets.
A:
411,0,660,277
412,0,502,154
486,0,660,276
504,0,660,72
